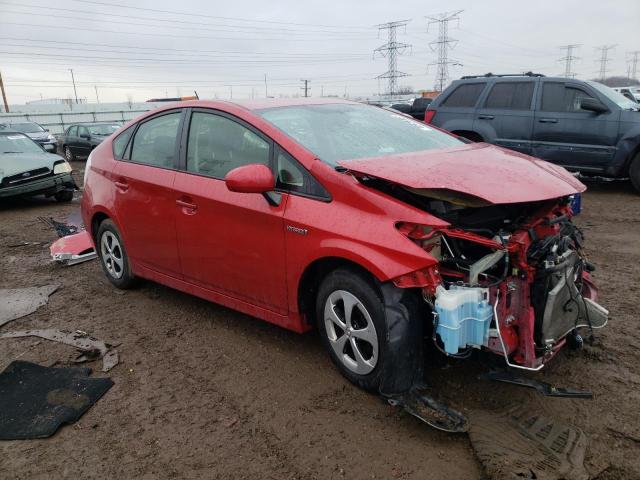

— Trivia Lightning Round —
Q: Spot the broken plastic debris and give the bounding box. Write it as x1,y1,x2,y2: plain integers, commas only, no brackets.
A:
0,285,59,328
0,329,119,372
50,231,97,266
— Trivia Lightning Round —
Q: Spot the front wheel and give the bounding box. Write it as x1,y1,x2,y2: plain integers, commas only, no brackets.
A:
54,190,74,202
64,146,75,161
96,219,137,289
629,152,640,193
316,268,387,392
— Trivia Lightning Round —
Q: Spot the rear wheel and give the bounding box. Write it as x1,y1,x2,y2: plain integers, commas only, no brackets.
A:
629,152,640,193
96,219,137,289
64,146,74,161
316,268,386,392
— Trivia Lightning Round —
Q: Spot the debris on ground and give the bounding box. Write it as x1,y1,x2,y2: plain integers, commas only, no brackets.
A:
50,231,97,266
6,241,45,248
468,404,589,480
0,360,113,440
37,216,80,238
0,285,59,328
386,384,469,433
0,329,119,372
483,370,593,399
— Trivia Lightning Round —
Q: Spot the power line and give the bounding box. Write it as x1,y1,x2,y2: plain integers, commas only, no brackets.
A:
300,79,310,97
426,10,463,92
628,51,639,80
374,19,411,97
558,44,580,78
595,44,616,80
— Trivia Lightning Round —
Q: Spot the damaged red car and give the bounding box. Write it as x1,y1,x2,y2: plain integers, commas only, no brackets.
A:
82,99,608,396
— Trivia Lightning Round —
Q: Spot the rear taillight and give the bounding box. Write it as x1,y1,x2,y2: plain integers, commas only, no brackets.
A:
424,110,436,124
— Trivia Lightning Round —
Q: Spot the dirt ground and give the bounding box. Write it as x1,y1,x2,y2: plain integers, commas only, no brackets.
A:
0,163,639,479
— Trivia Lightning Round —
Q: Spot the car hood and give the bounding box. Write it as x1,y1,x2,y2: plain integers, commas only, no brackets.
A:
338,143,585,205
24,132,49,140
0,153,62,178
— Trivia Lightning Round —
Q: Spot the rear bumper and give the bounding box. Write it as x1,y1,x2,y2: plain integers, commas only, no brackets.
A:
0,173,76,199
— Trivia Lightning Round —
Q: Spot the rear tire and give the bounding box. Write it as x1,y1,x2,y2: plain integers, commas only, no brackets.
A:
316,268,387,392
629,153,640,193
96,219,137,289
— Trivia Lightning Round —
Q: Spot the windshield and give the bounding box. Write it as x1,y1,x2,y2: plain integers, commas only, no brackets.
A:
257,103,463,166
88,124,119,135
587,81,638,110
0,133,45,154
9,122,45,133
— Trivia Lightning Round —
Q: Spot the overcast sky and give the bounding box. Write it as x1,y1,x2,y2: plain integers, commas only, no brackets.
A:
1,0,639,104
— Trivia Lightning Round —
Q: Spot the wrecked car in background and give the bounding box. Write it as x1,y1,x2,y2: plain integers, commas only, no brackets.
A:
81,99,607,398
0,130,76,202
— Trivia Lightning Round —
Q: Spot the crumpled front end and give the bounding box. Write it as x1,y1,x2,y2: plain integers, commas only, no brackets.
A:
393,196,608,370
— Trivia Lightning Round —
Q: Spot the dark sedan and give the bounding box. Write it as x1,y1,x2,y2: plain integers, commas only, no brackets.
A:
58,122,120,160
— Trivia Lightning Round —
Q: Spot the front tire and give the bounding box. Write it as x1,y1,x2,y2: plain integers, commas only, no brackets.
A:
64,146,75,161
54,190,74,202
316,268,386,392
629,152,640,193
96,219,136,289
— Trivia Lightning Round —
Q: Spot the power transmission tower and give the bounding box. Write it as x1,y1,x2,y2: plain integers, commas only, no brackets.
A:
595,45,616,81
300,79,310,97
374,20,411,97
627,51,639,80
426,10,463,92
558,44,581,78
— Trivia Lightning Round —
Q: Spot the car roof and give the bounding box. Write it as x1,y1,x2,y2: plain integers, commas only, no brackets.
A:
156,97,360,112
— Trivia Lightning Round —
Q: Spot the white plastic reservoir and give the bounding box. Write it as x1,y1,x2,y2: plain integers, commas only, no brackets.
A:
434,285,493,355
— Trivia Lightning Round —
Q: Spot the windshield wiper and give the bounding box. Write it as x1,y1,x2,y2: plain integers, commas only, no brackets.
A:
3,151,23,153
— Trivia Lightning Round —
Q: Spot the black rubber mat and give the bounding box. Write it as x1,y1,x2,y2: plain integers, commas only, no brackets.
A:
0,361,113,440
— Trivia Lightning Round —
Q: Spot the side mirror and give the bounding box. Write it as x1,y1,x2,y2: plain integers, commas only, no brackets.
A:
580,97,608,114
80,133,91,140
44,143,56,152
225,164,275,194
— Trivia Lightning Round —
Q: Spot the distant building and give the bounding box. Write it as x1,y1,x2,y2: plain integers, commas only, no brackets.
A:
26,98,87,105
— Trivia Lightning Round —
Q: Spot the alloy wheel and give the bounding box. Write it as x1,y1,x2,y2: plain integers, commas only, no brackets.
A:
324,289,379,375
100,231,124,279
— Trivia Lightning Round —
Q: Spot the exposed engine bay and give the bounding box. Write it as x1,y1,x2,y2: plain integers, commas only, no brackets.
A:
365,178,609,370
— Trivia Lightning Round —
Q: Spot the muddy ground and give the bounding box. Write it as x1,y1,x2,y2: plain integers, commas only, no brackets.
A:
0,163,638,479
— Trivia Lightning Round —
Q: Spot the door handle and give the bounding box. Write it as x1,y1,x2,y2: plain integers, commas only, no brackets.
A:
477,115,494,120
176,199,197,212
538,118,558,123
114,180,129,192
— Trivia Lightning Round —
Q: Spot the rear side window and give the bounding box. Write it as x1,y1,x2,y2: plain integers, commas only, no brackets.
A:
442,83,485,107
484,82,534,110
129,112,181,168
541,83,596,112
112,126,134,159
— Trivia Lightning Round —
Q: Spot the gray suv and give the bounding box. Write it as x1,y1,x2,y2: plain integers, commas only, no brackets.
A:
425,73,640,191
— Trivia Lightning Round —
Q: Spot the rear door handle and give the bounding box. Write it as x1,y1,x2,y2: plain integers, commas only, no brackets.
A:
477,115,494,120
176,199,197,212
114,180,129,192
538,118,558,123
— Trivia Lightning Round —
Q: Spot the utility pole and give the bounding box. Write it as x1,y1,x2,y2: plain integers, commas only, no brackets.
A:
426,10,463,92
94,85,100,103
0,70,9,113
374,19,411,97
558,44,581,78
264,74,268,98
300,79,310,97
628,51,639,80
229,85,233,99
69,69,78,104
595,45,616,81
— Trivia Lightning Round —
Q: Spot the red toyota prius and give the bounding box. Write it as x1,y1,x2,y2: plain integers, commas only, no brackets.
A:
82,98,607,396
